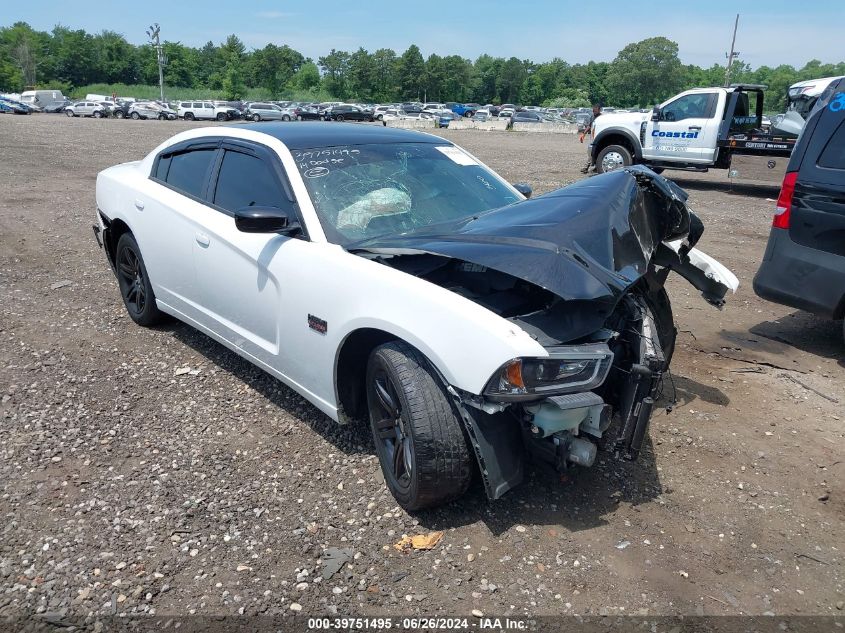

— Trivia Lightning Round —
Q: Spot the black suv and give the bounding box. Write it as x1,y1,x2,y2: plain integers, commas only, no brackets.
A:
753,77,845,341
324,104,372,122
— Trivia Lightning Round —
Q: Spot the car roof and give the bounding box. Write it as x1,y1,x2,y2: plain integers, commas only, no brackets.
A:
230,121,444,149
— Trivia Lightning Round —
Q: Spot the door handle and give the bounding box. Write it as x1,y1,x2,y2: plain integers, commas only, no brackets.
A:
134,199,145,210
195,233,210,247
688,125,702,131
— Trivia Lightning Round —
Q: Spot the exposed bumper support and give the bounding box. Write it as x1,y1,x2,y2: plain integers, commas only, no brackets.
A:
658,241,739,308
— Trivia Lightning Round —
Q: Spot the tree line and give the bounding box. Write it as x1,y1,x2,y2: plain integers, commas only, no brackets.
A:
2,21,843,111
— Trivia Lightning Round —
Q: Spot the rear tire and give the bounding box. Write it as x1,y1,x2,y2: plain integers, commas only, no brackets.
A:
336,115,344,122
282,114,290,121
130,112,140,120
114,233,164,327
596,144,633,174
216,112,227,121
93,111,102,118
184,112,195,121
366,341,472,511
115,110,125,119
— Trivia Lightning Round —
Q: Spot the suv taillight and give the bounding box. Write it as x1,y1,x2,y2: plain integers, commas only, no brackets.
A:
772,171,798,229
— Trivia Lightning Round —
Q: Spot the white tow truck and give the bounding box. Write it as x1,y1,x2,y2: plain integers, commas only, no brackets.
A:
589,84,796,182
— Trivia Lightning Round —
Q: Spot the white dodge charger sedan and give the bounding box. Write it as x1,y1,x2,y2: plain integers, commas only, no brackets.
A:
94,123,736,510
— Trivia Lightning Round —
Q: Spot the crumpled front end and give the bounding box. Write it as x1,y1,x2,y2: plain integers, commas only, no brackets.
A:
353,167,737,500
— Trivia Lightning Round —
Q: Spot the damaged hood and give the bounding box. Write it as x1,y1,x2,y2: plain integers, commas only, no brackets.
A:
351,166,702,315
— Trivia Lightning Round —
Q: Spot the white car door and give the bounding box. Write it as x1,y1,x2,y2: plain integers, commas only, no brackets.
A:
189,140,304,368
132,141,220,323
644,91,720,163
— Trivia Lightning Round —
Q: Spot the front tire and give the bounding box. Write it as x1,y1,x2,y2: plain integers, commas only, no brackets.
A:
641,286,676,368
335,115,344,122
184,112,195,121
366,341,472,511
216,112,227,121
130,112,140,120
93,111,102,118
115,233,164,327
596,144,633,174
65,110,74,117
114,110,125,119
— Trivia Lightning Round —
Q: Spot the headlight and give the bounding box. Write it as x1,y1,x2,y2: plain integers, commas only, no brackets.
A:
483,343,613,401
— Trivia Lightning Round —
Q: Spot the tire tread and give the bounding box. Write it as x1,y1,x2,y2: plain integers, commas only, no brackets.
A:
371,341,471,509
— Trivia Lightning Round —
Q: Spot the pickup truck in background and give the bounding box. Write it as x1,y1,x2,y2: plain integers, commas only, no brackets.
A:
589,84,796,182
445,102,477,117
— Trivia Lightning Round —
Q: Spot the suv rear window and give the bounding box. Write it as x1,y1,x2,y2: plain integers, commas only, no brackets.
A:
818,119,845,170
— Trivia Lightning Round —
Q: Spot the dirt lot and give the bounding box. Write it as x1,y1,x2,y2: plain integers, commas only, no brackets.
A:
1,115,843,622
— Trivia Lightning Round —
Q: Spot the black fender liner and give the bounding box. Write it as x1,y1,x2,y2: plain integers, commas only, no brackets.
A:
591,127,643,162
449,394,524,500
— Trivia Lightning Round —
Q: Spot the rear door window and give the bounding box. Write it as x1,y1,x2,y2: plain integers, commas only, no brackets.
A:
817,119,845,170
163,149,217,198
212,149,286,214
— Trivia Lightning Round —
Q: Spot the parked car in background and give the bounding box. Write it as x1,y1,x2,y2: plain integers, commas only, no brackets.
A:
754,76,845,343
214,101,243,120
379,108,408,123
65,101,106,118
96,101,117,116
511,110,544,124
472,110,490,122
372,105,392,121
129,102,177,120
245,102,290,121
575,111,592,132
0,96,31,114
178,101,231,121
324,104,372,122
429,110,459,128
111,101,131,119
293,106,323,121
498,108,515,119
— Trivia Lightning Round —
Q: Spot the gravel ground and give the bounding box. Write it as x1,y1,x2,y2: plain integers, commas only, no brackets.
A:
0,115,843,623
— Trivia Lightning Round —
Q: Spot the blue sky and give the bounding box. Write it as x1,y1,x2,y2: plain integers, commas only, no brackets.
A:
6,1,842,68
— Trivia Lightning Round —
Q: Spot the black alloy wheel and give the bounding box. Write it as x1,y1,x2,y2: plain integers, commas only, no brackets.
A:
370,367,414,492
114,233,163,326
366,341,472,510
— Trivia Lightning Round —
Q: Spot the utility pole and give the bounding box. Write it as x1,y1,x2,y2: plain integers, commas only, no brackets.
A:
146,23,166,102
724,14,740,87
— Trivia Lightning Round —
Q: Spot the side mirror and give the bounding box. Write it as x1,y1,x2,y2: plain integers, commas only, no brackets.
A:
235,206,301,234
513,183,533,199
651,107,660,122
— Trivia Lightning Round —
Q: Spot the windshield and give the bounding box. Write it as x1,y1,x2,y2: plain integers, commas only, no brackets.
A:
293,142,521,246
